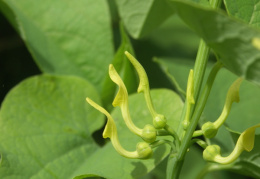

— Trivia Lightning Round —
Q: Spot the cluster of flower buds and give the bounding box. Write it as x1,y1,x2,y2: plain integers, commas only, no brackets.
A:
87,51,167,159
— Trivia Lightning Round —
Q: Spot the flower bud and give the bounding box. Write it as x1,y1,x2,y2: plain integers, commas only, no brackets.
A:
136,142,153,159
153,114,167,129
141,124,157,143
202,122,218,138
203,145,221,162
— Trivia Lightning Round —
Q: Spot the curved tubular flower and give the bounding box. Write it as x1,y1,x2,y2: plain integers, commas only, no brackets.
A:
214,77,243,128
198,78,243,138
203,124,260,164
86,98,152,159
109,64,156,142
124,51,166,129
109,64,142,136
183,69,195,129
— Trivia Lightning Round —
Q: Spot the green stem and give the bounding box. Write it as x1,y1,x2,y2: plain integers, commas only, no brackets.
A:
166,153,181,179
150,140,175,149
193,40,210,101
190,138,208,149
167,0,222,177
164,124,181,149
171,61,222,178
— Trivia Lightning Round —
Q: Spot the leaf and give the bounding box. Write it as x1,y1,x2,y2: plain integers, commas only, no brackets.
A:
224,0,260,28
73,89,184,179
1,0,114,92
115,0,174,38
169,0,260,86
0,75,104,178
0,1,18,32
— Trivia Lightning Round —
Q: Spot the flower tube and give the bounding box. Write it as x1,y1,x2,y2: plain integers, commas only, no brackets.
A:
124,51,166,129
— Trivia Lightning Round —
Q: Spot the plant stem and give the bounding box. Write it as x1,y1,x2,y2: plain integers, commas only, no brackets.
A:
171,61,222,178
167,1,222,177
193,40,210,101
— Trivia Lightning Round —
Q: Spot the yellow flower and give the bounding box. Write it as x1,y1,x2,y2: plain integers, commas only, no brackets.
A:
109,64,156,143
125,51,166,129
201,78,243,138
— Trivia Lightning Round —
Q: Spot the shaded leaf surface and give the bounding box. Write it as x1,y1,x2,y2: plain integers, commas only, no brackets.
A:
1,0,114,92
170,0,260,86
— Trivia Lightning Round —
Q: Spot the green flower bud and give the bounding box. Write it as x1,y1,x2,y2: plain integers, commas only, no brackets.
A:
203,145,221,162
136,142,153,159
141,124,157,143
183,69,195,130
182,120,190,130
153,114,167,129
202,122,218,138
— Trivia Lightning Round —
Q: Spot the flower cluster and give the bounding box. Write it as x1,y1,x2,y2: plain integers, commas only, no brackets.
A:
87,51,168,159
87,51,259,164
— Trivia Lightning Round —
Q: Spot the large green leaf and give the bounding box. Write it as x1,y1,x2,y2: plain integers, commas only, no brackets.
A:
1,0,114,92
224,0,260,28
0,75,104,178
115,0,174,38
169,0,260,86
73,89,184,179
